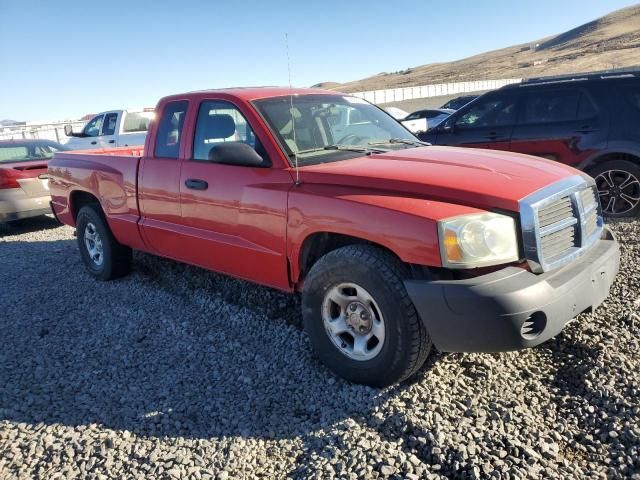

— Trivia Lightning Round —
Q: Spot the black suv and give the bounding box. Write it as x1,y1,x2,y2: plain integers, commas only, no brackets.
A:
420,70,640,217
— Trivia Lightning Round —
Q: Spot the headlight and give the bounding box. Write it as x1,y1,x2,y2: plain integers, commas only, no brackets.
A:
438,213,519,268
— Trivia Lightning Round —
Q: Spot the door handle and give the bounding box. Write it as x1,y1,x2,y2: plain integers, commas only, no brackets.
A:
108,140,115,144
485,132,501,140
90,141,97,145
185,179,208,190
575,126,596,134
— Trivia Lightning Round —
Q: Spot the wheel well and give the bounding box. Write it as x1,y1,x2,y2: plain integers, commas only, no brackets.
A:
586,152,640,171
70,191,101,221
298,232,403,282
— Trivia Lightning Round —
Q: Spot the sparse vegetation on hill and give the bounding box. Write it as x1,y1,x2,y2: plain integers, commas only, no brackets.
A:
320,5,640,92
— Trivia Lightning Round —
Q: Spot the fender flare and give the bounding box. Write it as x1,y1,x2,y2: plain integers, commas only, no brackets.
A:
578,144,640,171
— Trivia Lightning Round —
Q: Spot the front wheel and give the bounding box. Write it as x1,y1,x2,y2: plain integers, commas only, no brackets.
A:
302,245,432,387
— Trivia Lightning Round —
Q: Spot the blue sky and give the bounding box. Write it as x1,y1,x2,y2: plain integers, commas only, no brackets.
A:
1,0,636,121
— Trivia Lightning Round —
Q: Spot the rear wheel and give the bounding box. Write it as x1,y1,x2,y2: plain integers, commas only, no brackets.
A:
76,205,132,280
302,245,432,387
588,160,640,217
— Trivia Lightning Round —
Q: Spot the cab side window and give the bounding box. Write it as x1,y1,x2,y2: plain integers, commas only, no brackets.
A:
192,101,260,161
103,113,118,136
523,89,581,124
83,115,104,137
455,96,517,128
155,101,188,159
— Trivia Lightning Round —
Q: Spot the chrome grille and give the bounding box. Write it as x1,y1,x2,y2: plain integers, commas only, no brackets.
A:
581,188,599,239
520,176,603,273
579,187,597,211
538,197,573,228
537,196,578,261
540,223,577,259
584,211,598,238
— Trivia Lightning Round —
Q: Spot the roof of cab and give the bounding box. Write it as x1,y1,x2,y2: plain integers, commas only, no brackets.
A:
158,86,348,104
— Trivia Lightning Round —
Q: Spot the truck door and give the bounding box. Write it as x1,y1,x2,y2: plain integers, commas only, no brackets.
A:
138,100,189,257
97,112,118,149
177,99,291,290
435,92,519,151
66,114,104,150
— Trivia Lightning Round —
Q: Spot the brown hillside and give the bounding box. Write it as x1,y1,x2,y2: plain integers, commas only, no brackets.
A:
322,5,640,93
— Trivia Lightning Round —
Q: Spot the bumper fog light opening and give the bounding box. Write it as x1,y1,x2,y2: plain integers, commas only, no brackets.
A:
521,311,547,340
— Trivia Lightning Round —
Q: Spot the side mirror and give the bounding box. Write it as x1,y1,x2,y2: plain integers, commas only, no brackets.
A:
64,124,74,137
208,142,270,167
441,121,456,133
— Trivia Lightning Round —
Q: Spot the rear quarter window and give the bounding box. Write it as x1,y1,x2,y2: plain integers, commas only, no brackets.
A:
123,112,154,133
154,101,189,159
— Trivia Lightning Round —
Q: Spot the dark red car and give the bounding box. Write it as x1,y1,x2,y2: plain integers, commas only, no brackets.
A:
420,70,640,217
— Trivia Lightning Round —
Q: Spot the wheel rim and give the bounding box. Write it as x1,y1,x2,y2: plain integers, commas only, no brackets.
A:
595,169,640,215
84,222,104,267
322,282,385,361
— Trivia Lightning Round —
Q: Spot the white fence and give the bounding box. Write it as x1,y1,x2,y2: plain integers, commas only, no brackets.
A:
0,121,87,143
352,78,522,104
1,78,522,142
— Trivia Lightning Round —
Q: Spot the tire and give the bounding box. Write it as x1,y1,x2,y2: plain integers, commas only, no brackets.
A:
302,244,432,387
76,205,132,280
587,160,640,217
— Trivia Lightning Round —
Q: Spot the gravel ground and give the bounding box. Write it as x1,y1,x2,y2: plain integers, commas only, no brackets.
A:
1,216,639,479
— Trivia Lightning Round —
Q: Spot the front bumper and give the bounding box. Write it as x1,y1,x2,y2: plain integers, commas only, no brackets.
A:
404,227,620,353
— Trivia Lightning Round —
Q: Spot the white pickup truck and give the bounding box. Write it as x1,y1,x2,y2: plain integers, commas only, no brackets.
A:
63,109,154,150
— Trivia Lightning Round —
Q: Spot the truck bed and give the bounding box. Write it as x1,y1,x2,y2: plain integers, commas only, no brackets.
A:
48,147,146,250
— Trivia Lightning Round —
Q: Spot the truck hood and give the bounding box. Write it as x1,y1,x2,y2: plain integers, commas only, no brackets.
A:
297,146,579,211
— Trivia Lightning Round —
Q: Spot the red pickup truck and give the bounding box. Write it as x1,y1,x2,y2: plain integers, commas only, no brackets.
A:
49,87,620,387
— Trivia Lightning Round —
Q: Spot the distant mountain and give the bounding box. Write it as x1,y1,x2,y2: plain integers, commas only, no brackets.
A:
0,119,25,127
310,81,342,89
320,4,640,92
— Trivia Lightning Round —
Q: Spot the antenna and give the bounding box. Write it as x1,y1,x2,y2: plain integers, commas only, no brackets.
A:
285,33,300,185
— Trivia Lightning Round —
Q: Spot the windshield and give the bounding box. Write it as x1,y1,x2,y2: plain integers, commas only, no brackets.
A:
0,141,68,163
442,96,477,110
253,94,418,165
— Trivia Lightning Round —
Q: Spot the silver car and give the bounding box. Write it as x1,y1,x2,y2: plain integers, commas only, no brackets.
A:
0,139,68,222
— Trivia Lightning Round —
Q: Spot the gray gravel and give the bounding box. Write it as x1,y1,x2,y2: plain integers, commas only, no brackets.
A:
1,215,639,479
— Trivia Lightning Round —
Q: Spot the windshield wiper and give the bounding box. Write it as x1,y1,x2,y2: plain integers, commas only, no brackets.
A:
291,144,389,156
368,138,431,147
